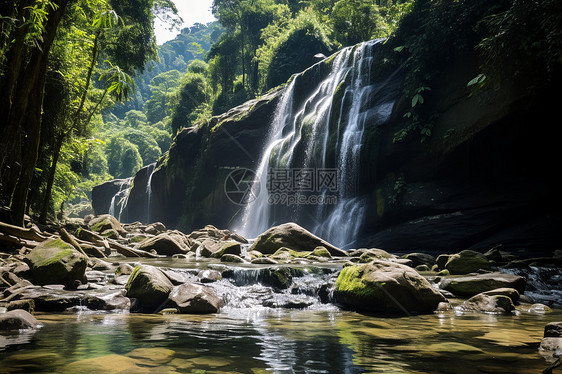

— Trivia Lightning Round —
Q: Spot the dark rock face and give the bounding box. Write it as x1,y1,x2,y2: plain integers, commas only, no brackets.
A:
91,179,130,216
119,163,155,223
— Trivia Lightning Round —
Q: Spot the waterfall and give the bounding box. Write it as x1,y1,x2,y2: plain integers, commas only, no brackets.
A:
234,39,399,249
146,163,156,223
108,179,132,221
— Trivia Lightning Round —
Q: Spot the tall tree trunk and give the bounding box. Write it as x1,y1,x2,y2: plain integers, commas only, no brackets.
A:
2,0,72,226
39,133,65,224
39,32,100,224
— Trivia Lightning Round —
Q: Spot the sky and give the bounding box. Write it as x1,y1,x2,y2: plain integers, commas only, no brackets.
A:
154,0,216,45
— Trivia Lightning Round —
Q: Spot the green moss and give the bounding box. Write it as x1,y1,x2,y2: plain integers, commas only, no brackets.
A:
38,249,77,268
308,246,332,258
335,264,385,300
125,266,142,290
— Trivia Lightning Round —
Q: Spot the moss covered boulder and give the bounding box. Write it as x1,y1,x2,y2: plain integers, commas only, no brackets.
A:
443,250,491,275
125,265,173,311
249,222,347,256
23,238,87,286
333,260,446,315
88,214,125,234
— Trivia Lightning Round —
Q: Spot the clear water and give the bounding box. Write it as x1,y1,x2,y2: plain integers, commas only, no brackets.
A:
1,305,559,373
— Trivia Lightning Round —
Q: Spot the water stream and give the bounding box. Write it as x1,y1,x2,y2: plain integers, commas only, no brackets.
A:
1,305,558,373
1,256,560,373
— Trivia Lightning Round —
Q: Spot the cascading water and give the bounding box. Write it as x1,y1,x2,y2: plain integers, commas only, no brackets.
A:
146,163,156,223
108,179,132,220
235,39,400,249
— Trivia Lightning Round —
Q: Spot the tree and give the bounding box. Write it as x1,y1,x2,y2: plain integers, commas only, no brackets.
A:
144,69,182,124
170,70,208,135
0,0,73,226
331,0,386,46
0,0,178,226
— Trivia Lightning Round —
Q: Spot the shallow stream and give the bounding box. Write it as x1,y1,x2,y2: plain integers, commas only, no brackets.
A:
1,258,560,373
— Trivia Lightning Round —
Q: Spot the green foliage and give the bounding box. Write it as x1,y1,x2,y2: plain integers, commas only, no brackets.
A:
170,69,209,134
106,137,143,178
257,10,333,90
144,69,182,123
477,0,562,88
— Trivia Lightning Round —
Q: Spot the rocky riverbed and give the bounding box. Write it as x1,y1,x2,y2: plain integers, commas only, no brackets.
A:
1,215,561,372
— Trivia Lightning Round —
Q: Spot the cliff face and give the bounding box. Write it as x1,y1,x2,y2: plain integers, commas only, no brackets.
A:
359,57,560,253
92,37,560,253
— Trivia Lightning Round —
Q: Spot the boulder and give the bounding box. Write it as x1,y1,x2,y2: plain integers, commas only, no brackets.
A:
482,287,520,302
540,337,562,363
333,260,446,315
460,294,515,314
197,270,222,283
88,214,125,235
444,250,491,274
200,241,241,258
167,284,224,314
84,293,131,311
0,309,39,330
440,272,526,297
249,222,347,256
220,254,248,263
23,238,87,286
144,222,167,235
137,232,190,256
351,248,394,263
401,253,435,268
260,267,293,289
125,265,174,311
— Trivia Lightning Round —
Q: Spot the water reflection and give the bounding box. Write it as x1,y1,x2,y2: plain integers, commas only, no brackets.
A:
0,308,560,373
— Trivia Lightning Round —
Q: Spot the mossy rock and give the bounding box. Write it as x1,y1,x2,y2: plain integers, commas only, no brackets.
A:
333,260,446,315
261,267,293,289
444,250,491,275
211,241,242,258
88,214,124,234
307,246,332,259
125,265,173,311
23,238,87,286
